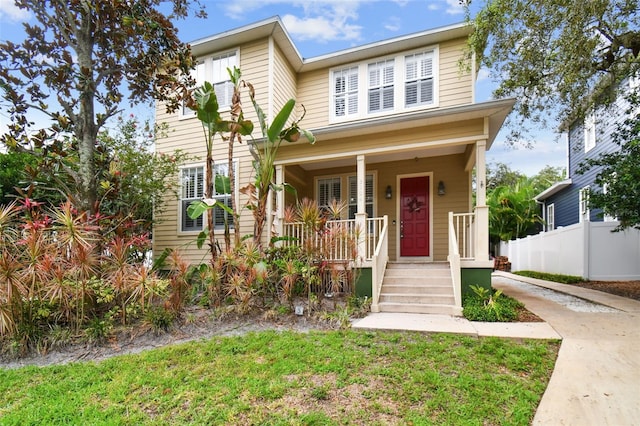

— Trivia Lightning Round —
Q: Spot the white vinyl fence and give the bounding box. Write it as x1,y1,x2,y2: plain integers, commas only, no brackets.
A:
499,221,640,280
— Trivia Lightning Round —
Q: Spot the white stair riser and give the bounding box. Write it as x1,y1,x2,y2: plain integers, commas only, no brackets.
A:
377,303,457,315
379,294,455,304
380,285,453,295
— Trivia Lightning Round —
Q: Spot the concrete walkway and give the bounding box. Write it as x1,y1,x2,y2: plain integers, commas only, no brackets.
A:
352,271,640,425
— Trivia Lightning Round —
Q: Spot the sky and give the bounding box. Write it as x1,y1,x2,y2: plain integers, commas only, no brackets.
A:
0,0,566,177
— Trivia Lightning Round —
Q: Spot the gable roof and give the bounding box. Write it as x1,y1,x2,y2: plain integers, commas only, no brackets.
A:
188,16,472,73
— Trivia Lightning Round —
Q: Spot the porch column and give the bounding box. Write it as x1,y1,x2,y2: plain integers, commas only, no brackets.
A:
475,140,489,261
355,154,367,263
274,164,285,243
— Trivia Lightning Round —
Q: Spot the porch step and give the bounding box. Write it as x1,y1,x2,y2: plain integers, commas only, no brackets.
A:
376,302,459,316
377,262,458,315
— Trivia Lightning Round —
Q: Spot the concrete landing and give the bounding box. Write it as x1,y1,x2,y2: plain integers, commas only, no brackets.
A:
352,312,561,340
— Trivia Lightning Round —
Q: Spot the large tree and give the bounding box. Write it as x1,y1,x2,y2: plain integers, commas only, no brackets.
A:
465,0,640,143
0,0,204,213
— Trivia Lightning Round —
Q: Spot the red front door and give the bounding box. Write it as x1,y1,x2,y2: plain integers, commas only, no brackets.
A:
400,176,430,257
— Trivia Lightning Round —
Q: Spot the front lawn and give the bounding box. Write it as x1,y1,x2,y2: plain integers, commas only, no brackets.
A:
0,330,559,425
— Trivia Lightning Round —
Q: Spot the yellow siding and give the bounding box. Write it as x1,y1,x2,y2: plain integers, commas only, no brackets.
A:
273,43,298,119
287,154,470,261
296,69,329,129
439,37,473,107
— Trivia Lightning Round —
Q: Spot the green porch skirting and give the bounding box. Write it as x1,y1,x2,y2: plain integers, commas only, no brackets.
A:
460,267,492,299
354,268,372,298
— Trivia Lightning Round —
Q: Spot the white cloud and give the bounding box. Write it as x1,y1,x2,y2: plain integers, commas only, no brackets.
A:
444,0,464,15
384,16,401,32
476,67,490,82
220,0,364,42
0,0,30,21
427,3,440,11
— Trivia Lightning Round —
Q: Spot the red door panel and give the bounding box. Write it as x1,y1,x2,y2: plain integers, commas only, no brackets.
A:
400,176,430,257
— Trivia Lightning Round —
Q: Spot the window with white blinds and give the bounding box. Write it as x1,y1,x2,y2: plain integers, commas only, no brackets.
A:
329,48,438,121
333,67,358,118
368,60,394,113
317,177,342,210
405,51,434,107
181,166,204,231
348,175,374,219
212,52,236,108
180,162,236,232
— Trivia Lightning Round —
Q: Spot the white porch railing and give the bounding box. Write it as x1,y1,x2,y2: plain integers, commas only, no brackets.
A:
282,217,386,262
452,212,475,260
370,215,388,313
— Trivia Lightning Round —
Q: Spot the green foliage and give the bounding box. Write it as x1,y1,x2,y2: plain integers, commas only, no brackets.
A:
0,0,203,213
488,176,543,242
465,0,640,143
144,306,176,335
0,330,559,424
514,270,585,284
0,151,36,204
84,317,113,344
463,285,523,322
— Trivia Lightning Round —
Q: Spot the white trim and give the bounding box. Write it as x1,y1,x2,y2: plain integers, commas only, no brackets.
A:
268,36,274,122
579,186,590,223
396,172,434,262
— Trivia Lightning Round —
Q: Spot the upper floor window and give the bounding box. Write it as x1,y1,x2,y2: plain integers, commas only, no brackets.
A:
212,52,236,108
584,110,596,152
405,51,434,107
329,48,438,122
333,67,359,118
181,51,237,118
368,60,394,113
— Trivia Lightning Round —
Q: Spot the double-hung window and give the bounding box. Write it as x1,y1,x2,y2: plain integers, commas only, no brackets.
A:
405,51,434,107
180,162,235,232
348,175,374,219
333,67,358,118
212,52,236,108
181,166,204,232
368,60,394,113
317,177,342,213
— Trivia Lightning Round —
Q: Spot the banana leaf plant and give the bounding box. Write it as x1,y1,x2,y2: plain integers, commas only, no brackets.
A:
242,83,315,246
186,80,252,263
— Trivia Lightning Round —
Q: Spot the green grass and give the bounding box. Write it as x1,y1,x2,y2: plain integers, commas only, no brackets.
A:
513,270,585,284
0,330,559,425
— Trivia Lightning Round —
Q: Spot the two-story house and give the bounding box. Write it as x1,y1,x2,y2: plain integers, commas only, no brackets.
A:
153,17,514,314
535,76,639,230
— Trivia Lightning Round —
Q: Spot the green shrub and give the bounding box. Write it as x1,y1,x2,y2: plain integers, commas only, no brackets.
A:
84,317,113,344
513,270,584,284
144,306,176,334
463,285,523,322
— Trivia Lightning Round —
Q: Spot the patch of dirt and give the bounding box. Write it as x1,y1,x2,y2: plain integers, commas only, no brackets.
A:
515,306,543,322
569,280,640,301
0,305,334,370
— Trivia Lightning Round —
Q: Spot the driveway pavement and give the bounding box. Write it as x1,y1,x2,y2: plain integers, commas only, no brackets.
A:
492,272,640,426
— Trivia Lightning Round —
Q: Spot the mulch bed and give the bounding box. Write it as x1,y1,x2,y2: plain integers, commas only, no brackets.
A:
569,280,640,302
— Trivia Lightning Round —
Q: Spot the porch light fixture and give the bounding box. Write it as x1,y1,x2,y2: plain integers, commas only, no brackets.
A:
438,181,446,196
385,185,393,199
